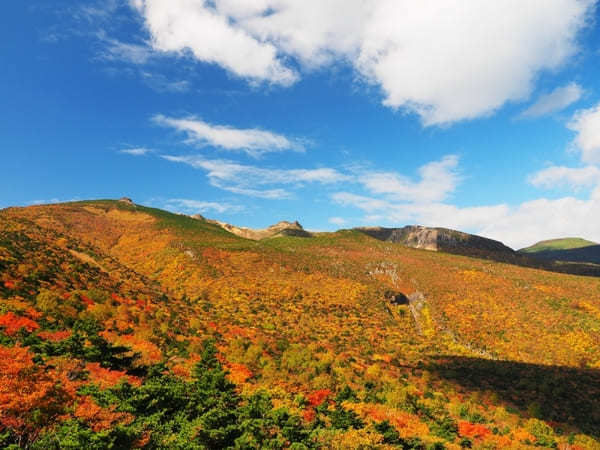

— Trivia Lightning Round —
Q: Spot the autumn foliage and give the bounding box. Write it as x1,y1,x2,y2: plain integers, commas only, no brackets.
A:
0,200,599,448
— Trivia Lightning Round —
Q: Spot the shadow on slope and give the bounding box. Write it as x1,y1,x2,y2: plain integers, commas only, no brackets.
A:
428,356,600,437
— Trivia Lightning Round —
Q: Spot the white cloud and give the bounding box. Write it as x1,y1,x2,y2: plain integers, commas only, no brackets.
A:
331,153,600,249
328,217,347,226
141,72,190,92
359,155,460,202
568,103,600,164
162,155,350,199
520,83,583,118
131,0,298,86
154,115,304,157
132,0,594,125
100,37,154,64
528,165,600,189
120,147,152,156
331,188,600,249
163,198,241,214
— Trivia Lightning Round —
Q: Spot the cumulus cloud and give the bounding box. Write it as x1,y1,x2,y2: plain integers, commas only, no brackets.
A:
154,115,304,157
359,155,460,202
520,83,583,118
130,0,298,86
331,153,600,249
568,103,600,164
162,155,350,199
332,188,600,249
528,165,600,189
132,0,594,125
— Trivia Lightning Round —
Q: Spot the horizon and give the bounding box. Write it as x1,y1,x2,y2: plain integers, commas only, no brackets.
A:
6,197,598,251
3,1,600,249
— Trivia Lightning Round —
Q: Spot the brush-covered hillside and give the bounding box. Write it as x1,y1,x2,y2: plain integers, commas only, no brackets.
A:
1,200,599,449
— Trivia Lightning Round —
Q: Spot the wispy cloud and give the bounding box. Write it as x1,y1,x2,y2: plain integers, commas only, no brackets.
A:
161,155,350,199
162,198,242,214
520,83,583,118
98,36,154,65
529,165,600,190
120,147,153,156
328,217,347,226
140,72,190,93
154,115,305,157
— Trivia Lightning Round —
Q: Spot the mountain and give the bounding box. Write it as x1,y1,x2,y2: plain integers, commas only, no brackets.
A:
194,216,311,240
356,225,515,258
0,200,599,448
519,237,600,264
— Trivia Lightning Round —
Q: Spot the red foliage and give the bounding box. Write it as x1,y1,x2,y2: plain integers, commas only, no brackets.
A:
25,307,43,320
80,294,94,307
0,312,40,336
458,421,491,439
4,280,15,289
307,389,332,407
37,330,72,342
302,408,316,422
86,362,141,389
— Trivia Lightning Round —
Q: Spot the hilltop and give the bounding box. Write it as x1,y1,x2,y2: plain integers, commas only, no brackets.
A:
0,199,599,448
520,237,600,265
355,225,514,258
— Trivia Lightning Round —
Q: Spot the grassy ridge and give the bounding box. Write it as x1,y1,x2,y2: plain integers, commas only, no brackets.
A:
520,237,598,253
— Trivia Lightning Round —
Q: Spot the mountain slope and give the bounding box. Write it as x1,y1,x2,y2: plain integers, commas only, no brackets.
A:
1,200,599,448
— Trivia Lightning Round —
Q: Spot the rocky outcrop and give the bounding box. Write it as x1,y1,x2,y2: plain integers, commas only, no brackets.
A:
118,197,134,205
356,225,514,258
191,217,310,240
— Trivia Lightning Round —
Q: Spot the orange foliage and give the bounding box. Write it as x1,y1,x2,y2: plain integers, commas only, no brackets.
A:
0,312,40,335
458,421,491,439
86,362,141,388
74,396,133,432
226,363,253,384
0,346,71,443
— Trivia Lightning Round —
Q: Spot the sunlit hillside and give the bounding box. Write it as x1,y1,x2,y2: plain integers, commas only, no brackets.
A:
1,200,599,449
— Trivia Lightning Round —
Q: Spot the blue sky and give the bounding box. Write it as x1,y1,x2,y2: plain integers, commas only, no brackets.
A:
3,0,600,248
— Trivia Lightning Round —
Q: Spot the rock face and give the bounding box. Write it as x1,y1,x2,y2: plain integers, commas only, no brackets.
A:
118,197,134,205
356,225,515,258
192,217,310,240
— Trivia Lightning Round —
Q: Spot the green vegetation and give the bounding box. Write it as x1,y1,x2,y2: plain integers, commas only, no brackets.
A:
520,237,598,253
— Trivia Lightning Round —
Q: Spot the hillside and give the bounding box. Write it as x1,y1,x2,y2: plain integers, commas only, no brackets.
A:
357,226,600,278
520,238,600,265
1,200,599,449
